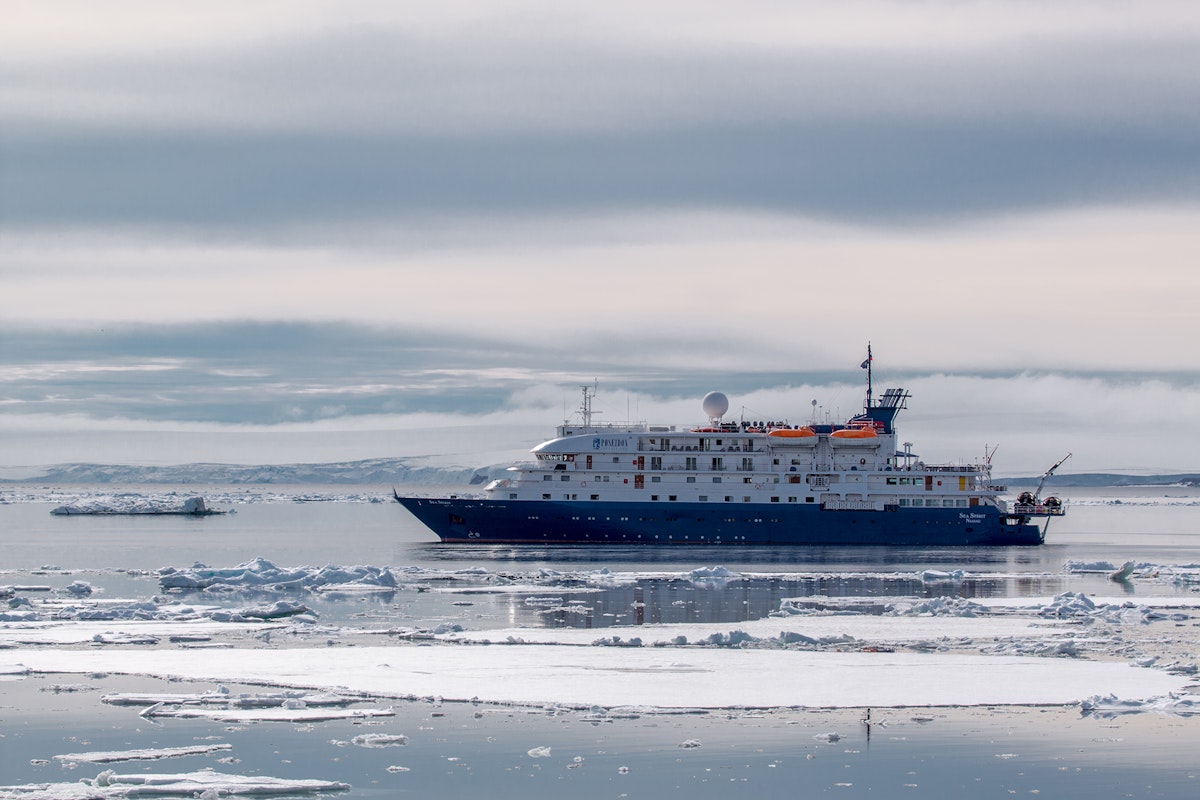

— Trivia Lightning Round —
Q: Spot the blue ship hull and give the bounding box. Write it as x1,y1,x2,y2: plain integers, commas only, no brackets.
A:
395,496,1045,546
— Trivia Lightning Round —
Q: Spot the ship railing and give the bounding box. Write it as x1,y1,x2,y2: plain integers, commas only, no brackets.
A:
921,464,985,473
1011,502,1067,517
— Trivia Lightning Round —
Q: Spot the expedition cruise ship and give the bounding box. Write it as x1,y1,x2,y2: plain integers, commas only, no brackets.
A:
395,351,1067,546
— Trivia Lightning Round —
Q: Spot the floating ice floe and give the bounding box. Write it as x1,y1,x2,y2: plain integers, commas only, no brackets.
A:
102,686,359,708
350,733,408,748
1062,560,1200,587
1037,592,1192,624
138,701,395,723
207,600,314,622
158,558,398,595
0,769,349,799
53,744,233,764
917,569,965,583
1080,692,1200,717
888,597,988,617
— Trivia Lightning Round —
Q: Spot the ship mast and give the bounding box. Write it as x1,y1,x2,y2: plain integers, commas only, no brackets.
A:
579,381,598,428
861,343,873,412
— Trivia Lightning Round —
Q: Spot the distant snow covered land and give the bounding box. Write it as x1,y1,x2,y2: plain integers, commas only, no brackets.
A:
0,458,495,486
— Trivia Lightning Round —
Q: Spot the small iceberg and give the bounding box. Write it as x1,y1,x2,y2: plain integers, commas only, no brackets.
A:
51,496,226,516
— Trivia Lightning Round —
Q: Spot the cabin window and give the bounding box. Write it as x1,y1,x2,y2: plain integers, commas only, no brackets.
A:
806,496,815,503
788,497,797,503
651,495,659,501
686,457,697,470
742,496,751,503
509,493,518,500
542,494,551,500
887,477,897,485
687,476,696,483
590,494,599,500
699,495,708,502
899,498,909,506
669,495,677,501
560,475,569,481
651,457,663,470
651,476,661,483
743,477,752,484
543,475,552,481
724,496,733,502
770,497,780,503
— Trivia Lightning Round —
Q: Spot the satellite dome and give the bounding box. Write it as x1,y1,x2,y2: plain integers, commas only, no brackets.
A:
702,391,729,421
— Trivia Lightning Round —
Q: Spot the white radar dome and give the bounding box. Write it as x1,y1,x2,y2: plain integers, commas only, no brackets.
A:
702,391,729,420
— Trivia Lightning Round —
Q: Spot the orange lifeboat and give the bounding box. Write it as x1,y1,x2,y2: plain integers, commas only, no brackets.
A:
763,424,820,443
829,426,879,447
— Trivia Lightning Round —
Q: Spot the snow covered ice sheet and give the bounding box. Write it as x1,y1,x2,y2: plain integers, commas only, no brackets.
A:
5,642,1188,710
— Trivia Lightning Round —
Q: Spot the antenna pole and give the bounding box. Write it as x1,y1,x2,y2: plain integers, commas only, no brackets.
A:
579,380,598,428
861,343,873,412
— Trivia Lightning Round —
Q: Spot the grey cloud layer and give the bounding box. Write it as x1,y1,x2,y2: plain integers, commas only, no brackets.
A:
4,28,1199,233
5,122,1196,233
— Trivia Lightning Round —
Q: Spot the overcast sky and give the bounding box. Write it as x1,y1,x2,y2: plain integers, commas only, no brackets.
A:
2,1,1199,474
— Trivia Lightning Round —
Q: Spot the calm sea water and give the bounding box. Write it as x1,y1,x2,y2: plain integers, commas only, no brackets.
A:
2,484,1198,797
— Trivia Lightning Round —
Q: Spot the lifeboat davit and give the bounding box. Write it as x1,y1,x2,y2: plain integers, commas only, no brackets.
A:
829,426,880,447
767,426,818,445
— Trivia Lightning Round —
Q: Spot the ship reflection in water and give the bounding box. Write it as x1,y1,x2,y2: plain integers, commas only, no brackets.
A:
469,570,1075,631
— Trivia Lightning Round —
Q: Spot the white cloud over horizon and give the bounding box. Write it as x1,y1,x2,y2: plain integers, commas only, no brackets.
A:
2,367,1196,475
